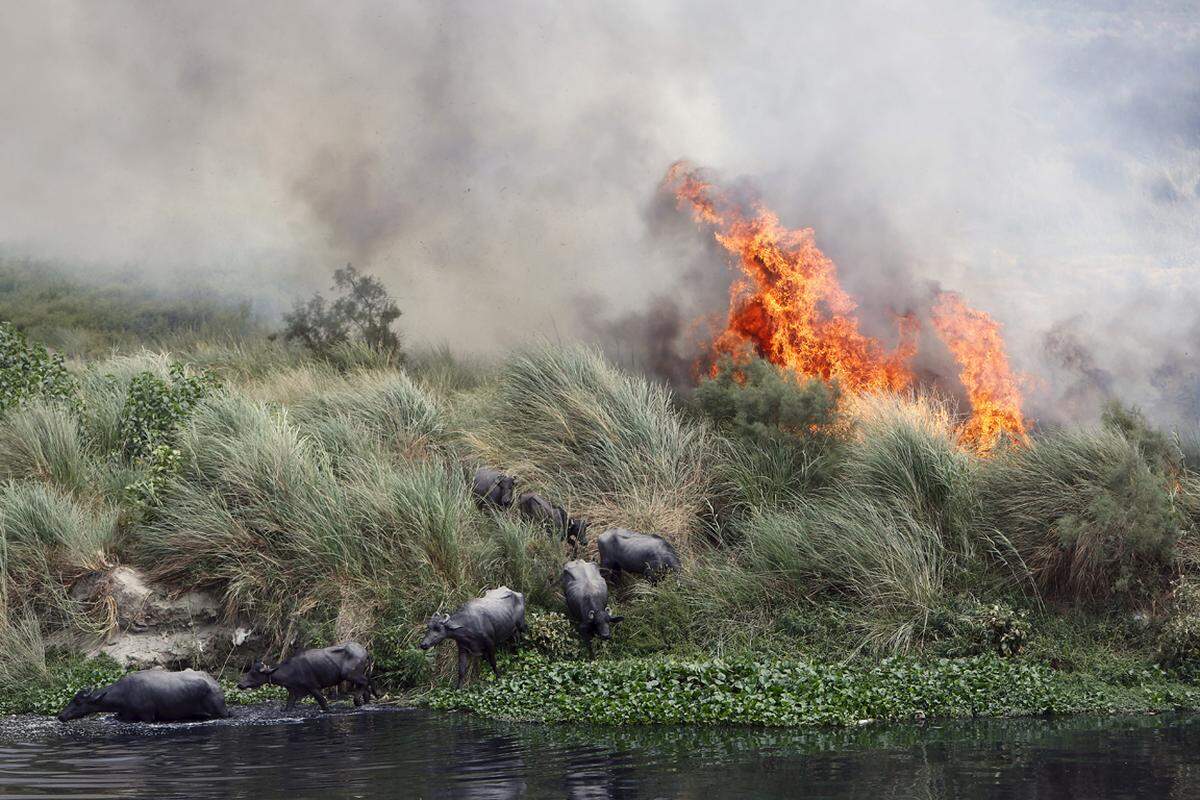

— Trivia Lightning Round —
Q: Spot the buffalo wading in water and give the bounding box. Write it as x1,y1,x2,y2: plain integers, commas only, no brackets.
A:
472,467,515,509
420,586,527,688
597,528,681,583
57,669,228,724
237,642,377,712
561,559,623,657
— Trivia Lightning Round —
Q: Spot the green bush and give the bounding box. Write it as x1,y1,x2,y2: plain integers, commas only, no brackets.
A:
928,600,1030,658
694,355,839,446
980,420,1185,607
1157,578,1200,675
117,363,220,461
523,610,578,661
0,321,77,413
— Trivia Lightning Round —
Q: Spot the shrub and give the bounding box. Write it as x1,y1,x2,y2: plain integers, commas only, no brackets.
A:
980,423,1184,607
693,355,839,445
1156,577,1200,674
523,610,578,661
281,264,403,361
0,321,76,412
928,600,1030,658
116,363,220,461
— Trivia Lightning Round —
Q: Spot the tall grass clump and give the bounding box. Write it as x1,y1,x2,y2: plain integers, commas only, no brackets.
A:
741,496,947,653
291,369,448,461
0,402,91,494
134,393,510,647
466,345,718,543
0,482,116,636
980,406,1186,607
841,393,984,558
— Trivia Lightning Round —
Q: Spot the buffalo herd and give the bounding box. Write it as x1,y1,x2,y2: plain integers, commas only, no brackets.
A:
56,465,680,723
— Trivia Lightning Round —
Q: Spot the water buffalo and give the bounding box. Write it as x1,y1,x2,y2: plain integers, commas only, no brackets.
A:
472,467,515,509
420,586,527,688
57,669,228,723
237,641,376,711
597,528,681,583
561,560,623,657
517,492,589,550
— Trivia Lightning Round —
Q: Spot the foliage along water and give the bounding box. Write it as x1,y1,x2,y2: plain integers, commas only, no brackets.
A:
0,706,1198,798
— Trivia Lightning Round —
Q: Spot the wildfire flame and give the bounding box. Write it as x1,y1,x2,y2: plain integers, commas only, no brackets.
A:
664,161,1027,452
664,162,914,394
931,291,1028,452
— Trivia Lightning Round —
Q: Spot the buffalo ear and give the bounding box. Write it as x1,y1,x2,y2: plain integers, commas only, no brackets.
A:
609,615,624,624
260,664,277,674
87,688,109,702
444,620,463,631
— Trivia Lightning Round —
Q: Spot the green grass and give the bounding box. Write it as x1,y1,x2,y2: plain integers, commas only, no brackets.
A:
0,276,1198,723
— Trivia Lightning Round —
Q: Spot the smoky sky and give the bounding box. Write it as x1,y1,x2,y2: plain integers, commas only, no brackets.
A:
2,1,1200,425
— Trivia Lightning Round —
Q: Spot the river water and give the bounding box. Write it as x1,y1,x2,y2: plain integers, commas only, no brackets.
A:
0,706,1197,799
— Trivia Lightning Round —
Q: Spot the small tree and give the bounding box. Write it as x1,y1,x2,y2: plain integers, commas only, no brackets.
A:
282,265,402,359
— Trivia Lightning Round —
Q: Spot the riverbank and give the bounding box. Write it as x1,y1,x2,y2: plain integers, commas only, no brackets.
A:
4,648,1198,729
2,273,1200,728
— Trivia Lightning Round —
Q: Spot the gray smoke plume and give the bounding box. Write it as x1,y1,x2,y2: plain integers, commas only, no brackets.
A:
2,1,1199,425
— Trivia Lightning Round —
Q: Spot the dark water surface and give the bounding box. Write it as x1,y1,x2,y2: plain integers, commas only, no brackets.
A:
0,706,1198,799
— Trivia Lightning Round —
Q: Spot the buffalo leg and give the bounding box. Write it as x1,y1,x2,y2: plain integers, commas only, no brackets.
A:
309,688,330,711
285,689,299,711
456,646,469,689
484,646,500,678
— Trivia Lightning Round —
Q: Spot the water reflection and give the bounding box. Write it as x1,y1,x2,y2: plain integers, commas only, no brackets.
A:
0,707,1198,798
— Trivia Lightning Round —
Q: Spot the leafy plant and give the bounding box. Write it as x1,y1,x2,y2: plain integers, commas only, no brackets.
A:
0,653,124,716
281,264,403,360
116,363,220,461
0,322,77,413
694,354,839,446
929,600,1030,658
1157,577,1200,675
523,610,579,661
430,652,1148,727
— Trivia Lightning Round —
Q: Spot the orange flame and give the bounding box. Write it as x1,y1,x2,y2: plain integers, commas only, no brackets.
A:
664,162,914,394
664,161,1027,452
931,291,1028,452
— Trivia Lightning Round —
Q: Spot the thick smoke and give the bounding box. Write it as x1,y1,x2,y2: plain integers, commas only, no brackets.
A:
1,2,1199,425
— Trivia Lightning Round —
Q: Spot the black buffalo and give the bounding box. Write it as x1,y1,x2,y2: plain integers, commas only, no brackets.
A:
561,559,623,657
237,641,376,711
420,586,527,688
472,467,515,509
57,669,228,723
517,492,588,550
597,528,681,582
